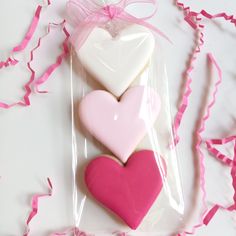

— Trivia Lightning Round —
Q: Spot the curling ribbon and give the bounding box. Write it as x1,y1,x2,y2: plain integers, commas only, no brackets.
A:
173,1,236,234
50,227,92,236
0,21,70,109
51,228,128,236
171,15,204,147
66,0,171,50
175,53,223,236
116,233,128,236
23,178,53,236
113,231,129,236
172,0,236,145
203,137,236,225
206,136,236,167
189,53,223,235
33,21,70,93
0,0,51,69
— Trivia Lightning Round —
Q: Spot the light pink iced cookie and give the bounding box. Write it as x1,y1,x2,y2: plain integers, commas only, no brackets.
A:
85,150,166,230
79,86,161,163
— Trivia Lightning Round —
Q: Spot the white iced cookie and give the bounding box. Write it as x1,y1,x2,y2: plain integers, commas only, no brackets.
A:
76,24,155,97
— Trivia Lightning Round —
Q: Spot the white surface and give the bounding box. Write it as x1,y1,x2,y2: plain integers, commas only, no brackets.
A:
0,0,236,235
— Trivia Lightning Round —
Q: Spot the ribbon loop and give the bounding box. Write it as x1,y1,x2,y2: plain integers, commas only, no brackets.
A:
67,0,170,49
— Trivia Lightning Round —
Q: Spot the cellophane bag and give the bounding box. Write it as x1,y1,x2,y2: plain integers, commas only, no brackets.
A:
68,0,184,235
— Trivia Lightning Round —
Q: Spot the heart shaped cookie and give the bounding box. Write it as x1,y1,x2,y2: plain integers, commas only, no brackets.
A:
75,24,155,97
79,86,161,163
85,150,166,229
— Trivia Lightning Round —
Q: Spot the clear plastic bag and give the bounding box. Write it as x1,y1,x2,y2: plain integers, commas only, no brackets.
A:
69,0,184,235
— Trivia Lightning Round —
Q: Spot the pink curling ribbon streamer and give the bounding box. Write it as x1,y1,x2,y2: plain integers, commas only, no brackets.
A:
0,21,69,109
33,21,70,93
50,227,128,236
173,1,236,234
113,231,128,236
176,53,223,236
206,136,236,167
66,0,171,49
203,136,236,225
23,178,53,236
172,0,205,146
171,21,204,146
172,0,236,145
0,1,51,69
190,53,223,235
50,228,128,236
50,227,91,236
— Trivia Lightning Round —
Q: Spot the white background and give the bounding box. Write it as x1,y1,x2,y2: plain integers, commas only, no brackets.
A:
0,0,236,235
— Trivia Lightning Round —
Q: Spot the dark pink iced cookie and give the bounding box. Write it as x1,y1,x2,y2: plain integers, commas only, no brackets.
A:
85,150,166,229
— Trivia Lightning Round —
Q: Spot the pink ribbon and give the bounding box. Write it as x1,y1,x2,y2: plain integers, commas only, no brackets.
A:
66,0,171,49
173,1,236,234
23,178,53,236
50,227,91,236
206,136,236,167
0,1,51,69
0,21,69,109
171,0,205,147
33,21,70,93
172,0,236,146
178,53,222,236
203,136,236,225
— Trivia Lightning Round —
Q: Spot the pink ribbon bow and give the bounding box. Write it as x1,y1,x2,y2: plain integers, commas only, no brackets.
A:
66,0,170,49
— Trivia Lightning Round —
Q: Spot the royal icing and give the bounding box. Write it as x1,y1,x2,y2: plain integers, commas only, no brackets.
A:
85,150,166,229
79,86,161,163
76,25,155,97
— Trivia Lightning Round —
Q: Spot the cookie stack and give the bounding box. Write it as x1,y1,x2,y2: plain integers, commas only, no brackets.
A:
76,24,166,230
